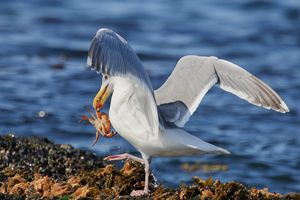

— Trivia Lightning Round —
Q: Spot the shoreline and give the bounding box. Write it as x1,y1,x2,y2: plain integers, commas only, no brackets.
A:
0,134,299,199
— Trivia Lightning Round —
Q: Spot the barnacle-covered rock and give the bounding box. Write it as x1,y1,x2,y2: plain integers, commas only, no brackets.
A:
0,134,103,180
0,135,299,199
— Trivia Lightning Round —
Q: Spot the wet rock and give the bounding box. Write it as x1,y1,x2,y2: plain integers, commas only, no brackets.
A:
0,135,299,199
0,135,103,180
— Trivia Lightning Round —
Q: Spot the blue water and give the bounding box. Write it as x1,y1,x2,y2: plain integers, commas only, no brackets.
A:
0,0,299,194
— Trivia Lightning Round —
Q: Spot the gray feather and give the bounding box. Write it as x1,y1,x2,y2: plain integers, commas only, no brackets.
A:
155,55,289,127
87,28,153,90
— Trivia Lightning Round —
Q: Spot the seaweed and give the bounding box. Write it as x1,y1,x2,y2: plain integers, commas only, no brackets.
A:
0,135,299,200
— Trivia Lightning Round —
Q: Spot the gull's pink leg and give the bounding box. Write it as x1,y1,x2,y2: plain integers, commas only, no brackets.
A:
130,154,151,196
104,153,151,196
103,153,144,164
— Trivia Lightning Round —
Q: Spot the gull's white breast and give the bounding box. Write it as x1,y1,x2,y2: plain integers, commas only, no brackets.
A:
109,76,162,154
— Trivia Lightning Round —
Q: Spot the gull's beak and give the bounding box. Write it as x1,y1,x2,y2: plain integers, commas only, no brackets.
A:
93,84,112,110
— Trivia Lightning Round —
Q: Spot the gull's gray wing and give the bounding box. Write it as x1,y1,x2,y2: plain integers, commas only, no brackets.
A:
87,28,153,89
155,55,289,127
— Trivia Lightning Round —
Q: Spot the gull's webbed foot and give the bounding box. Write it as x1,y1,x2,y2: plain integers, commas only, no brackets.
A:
130,189,148,197
104,153,151,196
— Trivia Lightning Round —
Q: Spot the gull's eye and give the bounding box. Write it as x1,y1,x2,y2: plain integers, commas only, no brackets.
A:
104,75,108,80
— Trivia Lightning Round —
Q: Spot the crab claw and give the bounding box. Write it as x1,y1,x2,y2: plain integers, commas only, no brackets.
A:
79,115,91,124
103,131,117,138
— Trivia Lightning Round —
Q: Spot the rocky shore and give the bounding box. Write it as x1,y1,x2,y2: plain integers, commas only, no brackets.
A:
0,135,299,200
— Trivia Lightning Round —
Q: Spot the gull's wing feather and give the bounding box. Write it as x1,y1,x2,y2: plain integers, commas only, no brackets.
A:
155,55,289,127
87,28,153,89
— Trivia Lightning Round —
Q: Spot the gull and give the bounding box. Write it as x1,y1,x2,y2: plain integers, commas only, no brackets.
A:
86,28,289,196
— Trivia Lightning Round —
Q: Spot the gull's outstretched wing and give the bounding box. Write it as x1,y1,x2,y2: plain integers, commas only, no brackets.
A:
155,55,289,127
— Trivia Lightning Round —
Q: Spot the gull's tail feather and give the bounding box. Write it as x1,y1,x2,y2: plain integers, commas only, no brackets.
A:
154,128,230,157
182,132,231,155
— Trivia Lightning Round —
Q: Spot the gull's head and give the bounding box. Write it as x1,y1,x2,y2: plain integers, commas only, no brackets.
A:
87,28,153,110
93,73,114,111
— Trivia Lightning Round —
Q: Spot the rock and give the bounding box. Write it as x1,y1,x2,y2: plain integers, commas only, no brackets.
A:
0,135,103,180
0,135,299,199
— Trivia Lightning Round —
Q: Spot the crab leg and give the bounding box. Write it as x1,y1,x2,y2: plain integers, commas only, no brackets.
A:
79,115,94,124
91,130,101,146
100,122,106,135
85,106,97,120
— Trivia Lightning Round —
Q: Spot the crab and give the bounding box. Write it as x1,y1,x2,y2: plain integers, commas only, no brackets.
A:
79,105,117,146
